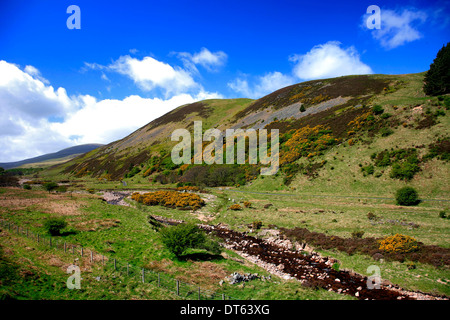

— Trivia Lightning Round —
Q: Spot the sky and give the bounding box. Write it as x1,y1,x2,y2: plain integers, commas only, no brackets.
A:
0,0,449,162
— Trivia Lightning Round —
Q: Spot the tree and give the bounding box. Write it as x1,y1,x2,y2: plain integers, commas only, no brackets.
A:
423,42,450,96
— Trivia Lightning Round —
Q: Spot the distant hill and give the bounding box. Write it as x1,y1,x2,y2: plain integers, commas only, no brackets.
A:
0,144,103,169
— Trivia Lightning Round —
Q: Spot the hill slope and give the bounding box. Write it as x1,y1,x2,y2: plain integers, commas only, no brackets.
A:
50,73,449,198
0,144,103,169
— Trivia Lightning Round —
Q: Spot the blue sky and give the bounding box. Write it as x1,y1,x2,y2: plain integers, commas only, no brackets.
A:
0,0,449,162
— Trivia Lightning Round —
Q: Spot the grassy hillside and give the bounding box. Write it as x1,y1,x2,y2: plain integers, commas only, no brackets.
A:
43,72,449,200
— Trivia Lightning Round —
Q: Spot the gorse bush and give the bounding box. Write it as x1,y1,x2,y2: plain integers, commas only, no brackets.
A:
378,234,419,253
131,190,205,210
229,204,242,210
395,186,419,206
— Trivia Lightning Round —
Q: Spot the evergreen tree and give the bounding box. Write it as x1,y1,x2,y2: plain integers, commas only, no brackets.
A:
423,42,450,96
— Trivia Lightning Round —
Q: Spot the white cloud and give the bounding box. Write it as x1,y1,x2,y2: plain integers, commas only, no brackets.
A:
0,60,222,162
228,41,373,98
191,48,227,71
0,61,75,125
290,41,373,80
228,72,294,99
108,55,198,96
368,8,427,49
176,47,228,73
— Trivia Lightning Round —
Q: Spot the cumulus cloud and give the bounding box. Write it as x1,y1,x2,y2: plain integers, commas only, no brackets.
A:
367,8,427,49
0,61,75,125
108,55,198,96
0,60,221,162
227,41,372,98
290,41,373,80
228,72,294,99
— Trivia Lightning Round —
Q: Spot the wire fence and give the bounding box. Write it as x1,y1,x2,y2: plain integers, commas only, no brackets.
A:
0,219,239,300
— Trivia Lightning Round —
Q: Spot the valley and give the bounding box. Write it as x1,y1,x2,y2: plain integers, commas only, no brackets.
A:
1,72,449,301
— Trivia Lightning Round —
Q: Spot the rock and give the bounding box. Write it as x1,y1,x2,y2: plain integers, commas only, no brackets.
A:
335,278,340,282
355,292,359,297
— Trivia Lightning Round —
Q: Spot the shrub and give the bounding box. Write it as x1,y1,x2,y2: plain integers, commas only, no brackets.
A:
132,190,205,210
390,162,419,180
243,201,252,208
43,218,67,236
378,233,419,253
23,184,31,190
159,223,220,257
367,212,378,220
361,165,374,176
43,182,58,193
380,127,394,137
252,221,262,229
351,230,365,239
395,187,419,206
229,204,242,211
372,105,384,115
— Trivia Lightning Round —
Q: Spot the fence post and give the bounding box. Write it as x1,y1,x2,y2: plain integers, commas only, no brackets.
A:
64,242,67,253
198,287,201,300
176,280,179,296
81,247,83,257
90,251,93,263
141,268,145,283
114,259,116,270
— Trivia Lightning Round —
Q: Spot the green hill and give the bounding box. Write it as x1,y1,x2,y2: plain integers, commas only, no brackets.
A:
48,72,449,198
